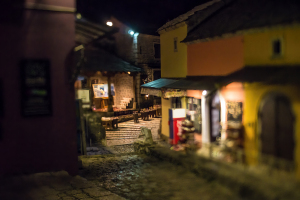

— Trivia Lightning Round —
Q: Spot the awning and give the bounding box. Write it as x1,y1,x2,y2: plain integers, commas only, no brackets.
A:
141,78,179,89
141,78,179,97
219,66,300,85
164,76,221,90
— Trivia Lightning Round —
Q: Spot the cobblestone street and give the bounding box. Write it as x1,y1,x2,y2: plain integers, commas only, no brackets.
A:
80,154,241,200
86,118,161,156
106,118,161,146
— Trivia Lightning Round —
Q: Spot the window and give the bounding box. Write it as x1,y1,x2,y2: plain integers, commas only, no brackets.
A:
154,43,160,59
272,38,283,57
174,37,178,52
171,97,181,108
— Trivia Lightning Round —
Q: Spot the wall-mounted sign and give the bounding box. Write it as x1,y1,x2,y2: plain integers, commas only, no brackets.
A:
21,59,52,117
77,89,90,103
163,89,186,99
93,84,115,98
141,87,161,97
227,101,243,122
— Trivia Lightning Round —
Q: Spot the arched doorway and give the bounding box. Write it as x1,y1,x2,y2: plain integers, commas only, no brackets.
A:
259,93,295,161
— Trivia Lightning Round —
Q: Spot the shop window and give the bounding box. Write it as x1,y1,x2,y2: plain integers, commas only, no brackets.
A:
154,43,160,59
174,37,178,52
171,97,181,108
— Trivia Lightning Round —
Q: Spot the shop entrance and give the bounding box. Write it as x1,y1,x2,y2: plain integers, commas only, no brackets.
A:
259,94,295,161
210,93,221,142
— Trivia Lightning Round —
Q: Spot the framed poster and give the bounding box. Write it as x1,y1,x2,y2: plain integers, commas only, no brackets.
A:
20,59,52,117
227,101,243,122
93,84,115,98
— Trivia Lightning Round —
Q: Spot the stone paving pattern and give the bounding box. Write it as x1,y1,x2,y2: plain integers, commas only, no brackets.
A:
80,154,242,200
86,118,161,156
0,171,126,200
105,118,161,146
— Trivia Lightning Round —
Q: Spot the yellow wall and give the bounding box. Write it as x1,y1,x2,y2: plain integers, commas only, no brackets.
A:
161,97,171,138
243,83,300,179
244,26,300,66
160,25,187,78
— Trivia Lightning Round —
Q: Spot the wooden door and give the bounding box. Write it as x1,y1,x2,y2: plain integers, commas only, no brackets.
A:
260,95,294,161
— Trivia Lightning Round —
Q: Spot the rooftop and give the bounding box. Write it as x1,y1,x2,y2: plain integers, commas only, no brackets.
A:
183,0,300,43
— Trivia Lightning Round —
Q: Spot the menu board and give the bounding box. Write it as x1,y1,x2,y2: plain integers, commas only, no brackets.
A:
93,84,115,98
20,59,52,117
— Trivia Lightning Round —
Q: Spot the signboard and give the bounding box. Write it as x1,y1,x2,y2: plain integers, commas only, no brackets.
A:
20,59,52,117
163,89,186,99
93,84,115,98
77,89,90,103
227,101,243,122
141,87,161,97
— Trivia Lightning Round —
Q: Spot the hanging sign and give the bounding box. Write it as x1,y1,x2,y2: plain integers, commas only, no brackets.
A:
21,59,52,117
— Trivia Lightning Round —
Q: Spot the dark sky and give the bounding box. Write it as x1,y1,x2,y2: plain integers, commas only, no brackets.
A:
77,0,210,35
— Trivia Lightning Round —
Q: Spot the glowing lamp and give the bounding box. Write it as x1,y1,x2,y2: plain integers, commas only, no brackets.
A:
128,30,134,35
128,72,131,74
76,13,82,19
202,90,207,96
145,94,149,97
106,21,113,26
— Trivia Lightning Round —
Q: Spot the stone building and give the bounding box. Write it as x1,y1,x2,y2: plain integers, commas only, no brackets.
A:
108,17,161,107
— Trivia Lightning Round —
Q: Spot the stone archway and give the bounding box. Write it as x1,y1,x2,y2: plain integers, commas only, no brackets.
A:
259,93,295,161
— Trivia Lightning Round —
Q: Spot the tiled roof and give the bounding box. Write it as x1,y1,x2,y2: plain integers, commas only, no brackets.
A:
220,66,300,85
75,18,118,45
157,0,221,32
183,0,300,43
76,48,142,73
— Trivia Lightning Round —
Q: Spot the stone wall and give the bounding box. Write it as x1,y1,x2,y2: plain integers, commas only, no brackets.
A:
137,34,161,66
113,73,135,107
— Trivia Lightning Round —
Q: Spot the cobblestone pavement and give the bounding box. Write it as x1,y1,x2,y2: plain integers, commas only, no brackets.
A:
86,118,161,156
80,154,242,200
0,171,126,200
105,118,161,146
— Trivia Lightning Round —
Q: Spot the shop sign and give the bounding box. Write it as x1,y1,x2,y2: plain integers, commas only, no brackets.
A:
21,59,52,117
227,101,243,122
163,89,186,99
141,87,161,97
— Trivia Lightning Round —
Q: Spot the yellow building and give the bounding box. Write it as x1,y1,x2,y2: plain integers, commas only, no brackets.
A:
156,0,223,141
181,0,300,178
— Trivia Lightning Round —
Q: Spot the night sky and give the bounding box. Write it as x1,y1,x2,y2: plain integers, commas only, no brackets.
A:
76,0,211,35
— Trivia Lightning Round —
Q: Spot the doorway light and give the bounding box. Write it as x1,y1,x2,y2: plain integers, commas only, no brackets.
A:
202,90,207,96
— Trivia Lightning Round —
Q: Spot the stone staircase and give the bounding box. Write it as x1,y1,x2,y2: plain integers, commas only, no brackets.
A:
120,97,132,109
